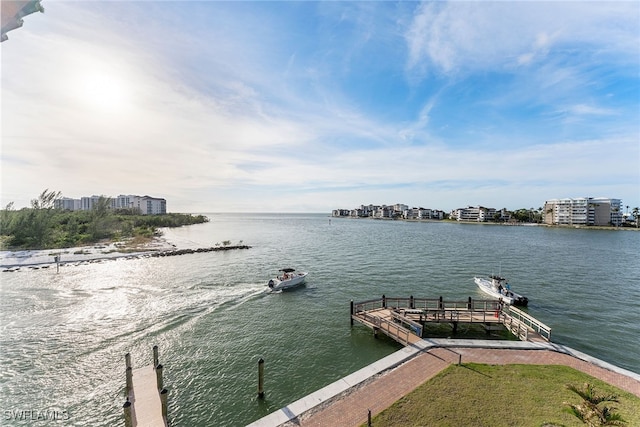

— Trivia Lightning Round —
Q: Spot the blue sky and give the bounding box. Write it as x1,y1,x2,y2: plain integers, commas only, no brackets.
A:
2,1,639,213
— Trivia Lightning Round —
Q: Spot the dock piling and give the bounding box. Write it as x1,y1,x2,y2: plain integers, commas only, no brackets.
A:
367,409,372,426
126,366,133,394
123,399,132,427
160,388,168,418
156,363,164,390
350,300,354,326
258,358,265,399
153,345,159,367
125,353,133,394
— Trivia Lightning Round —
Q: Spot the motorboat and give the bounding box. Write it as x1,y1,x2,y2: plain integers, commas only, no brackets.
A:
473,275,528,306
267,268,308,291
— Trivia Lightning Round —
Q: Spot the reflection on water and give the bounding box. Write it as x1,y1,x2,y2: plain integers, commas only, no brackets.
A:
0,214,638,426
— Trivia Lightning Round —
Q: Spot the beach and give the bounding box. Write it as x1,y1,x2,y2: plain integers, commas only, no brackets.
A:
0,236,177,270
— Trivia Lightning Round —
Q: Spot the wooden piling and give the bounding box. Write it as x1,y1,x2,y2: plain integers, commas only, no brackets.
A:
258,358,265,399
160,388,168,418
153,345,159,368
350,300,354,326
126,366,133,394
125,353,133,394
156,363,163,390
123,399,132,427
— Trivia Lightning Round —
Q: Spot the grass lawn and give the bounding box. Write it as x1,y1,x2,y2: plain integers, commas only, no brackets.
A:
367,364,640,427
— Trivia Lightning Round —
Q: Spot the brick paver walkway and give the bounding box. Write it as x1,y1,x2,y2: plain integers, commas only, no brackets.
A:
288,348,640,427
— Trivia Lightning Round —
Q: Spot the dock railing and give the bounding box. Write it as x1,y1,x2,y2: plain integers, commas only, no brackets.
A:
352,296,551,343
503,305,552,341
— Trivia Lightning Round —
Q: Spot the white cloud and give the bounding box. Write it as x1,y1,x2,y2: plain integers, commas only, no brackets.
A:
405,2,639,76
2,1,639,213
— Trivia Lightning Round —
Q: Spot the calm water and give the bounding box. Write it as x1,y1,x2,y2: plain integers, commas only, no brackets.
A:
1,213,639,426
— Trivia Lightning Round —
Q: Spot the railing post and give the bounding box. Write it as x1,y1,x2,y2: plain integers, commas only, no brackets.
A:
438,296,443,310
467,296,472,310
382,294,386,309
409,295,414,309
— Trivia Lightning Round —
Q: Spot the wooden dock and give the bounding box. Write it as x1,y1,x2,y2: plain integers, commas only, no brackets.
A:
124,346,168,427
351,296,551,345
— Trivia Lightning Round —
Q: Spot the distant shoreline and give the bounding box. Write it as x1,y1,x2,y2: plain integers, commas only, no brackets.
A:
335,216,639,231
0,236,251,271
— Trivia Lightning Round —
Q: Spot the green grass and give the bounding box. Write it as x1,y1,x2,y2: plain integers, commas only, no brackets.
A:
366,364,640,427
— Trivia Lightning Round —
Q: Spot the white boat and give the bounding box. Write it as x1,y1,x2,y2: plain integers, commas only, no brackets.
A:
473,275,528,306
267,268,308,291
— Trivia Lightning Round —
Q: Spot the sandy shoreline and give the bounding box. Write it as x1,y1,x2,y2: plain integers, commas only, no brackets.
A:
0,237,177,270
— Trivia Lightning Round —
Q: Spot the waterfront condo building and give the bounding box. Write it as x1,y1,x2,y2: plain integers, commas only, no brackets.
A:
55,194,167,215
543,197,622,226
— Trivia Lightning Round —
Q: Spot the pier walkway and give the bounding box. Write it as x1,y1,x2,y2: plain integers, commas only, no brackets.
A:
247,340,640,427
124,347,168,427
351,296,552,344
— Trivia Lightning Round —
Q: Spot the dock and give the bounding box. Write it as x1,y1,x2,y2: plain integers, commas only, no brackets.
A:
351,295,551,345
124,346,168,427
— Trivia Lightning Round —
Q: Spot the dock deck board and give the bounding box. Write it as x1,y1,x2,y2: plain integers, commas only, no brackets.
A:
131,366,166,427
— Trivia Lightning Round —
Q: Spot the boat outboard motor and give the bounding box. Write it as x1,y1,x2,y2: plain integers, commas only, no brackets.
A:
268,279,275,288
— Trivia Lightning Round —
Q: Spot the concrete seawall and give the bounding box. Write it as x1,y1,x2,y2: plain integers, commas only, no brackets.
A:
247,339,640,427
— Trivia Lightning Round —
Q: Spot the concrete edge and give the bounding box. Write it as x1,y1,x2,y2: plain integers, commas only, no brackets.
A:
245,339,640,427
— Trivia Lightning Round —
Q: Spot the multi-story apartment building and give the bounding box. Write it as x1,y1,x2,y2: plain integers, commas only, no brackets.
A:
543,197,622,226
137,196,166,215
403,207,445,220
452,206,497,222
54,194,167,215
54,197,81,211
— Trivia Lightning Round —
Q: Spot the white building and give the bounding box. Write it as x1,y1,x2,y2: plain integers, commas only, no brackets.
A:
544,197,622,226
136,196,167,215
54,194,167,215
54,197,81,211
452,206,497,222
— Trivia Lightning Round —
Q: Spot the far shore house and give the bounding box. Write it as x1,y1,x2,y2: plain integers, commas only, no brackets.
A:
543,197,622,226
54,194,167,215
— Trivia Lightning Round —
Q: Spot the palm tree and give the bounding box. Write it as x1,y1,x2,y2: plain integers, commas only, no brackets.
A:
564,383,626,426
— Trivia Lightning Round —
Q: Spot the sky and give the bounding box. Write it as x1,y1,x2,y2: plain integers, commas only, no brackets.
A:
2,1,639,213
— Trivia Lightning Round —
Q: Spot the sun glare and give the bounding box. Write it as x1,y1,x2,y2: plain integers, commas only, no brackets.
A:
78,73,129,111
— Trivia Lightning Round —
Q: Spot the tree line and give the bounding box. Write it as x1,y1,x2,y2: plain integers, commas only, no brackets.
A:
0,189,208,250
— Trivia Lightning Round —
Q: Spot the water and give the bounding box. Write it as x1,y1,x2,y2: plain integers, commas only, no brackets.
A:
0,213,638,426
